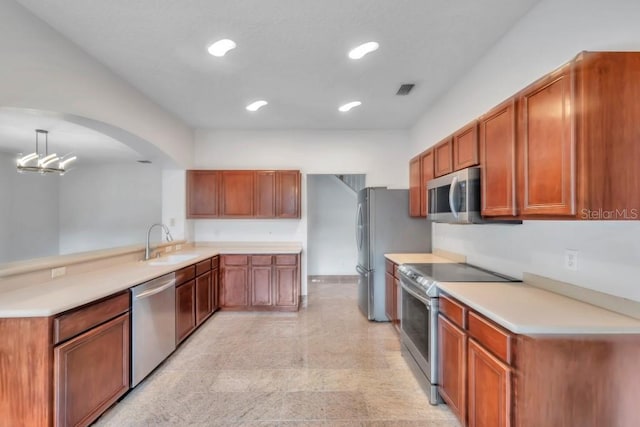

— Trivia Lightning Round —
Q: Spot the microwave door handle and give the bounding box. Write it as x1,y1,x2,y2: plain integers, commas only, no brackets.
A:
449,176,459,219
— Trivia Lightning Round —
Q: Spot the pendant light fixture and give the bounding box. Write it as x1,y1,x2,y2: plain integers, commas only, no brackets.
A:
16,129,77,175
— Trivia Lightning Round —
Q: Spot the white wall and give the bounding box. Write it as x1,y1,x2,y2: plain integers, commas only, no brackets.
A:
58,163,163,254
411,0,640,301
307,175,358,275
0,0,193,167
0,152,59,263
183,129,411,295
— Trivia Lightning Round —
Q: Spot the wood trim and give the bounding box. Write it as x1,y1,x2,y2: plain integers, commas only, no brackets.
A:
468,311,513,364
0,317,53,427
54,291,129,345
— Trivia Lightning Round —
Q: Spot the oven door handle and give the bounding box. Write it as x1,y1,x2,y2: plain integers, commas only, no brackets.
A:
400,280,431,306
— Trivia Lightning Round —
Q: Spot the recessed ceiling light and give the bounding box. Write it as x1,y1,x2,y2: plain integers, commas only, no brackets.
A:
348,42,379,59
338,101,362,112
207,39,237,57
246,100,268,112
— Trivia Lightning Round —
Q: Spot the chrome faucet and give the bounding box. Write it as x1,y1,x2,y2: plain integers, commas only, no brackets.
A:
145,223,174,260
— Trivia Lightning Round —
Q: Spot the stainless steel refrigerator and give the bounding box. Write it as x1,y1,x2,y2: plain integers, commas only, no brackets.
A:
356,188,432,321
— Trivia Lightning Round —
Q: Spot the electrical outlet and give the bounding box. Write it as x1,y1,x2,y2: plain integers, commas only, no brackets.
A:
51,266,66,278
564,250,578,271
169,217,176,227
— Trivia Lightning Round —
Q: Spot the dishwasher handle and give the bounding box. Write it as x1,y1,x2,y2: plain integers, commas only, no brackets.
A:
133,279,176,301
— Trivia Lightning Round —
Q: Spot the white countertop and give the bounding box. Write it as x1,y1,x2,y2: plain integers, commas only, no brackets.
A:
438,282,640,335
0,242,302,318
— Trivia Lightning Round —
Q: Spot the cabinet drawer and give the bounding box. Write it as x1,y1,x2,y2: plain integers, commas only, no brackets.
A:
211,256,220,269
176,265,196,286
196,258,212,276
440,294,466,329
393,264,400,279
467,311,513,364
252,255,273,266
54,292,129,345
275,254,297,265
223,255,249,266
385,260,394,275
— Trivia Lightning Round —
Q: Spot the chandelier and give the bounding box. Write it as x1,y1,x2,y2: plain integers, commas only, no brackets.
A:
16,129,77,175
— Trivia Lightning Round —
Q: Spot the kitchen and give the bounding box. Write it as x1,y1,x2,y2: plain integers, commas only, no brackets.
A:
2,0,640,426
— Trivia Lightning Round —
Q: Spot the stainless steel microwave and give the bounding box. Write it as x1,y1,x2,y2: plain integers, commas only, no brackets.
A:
427,167,482,224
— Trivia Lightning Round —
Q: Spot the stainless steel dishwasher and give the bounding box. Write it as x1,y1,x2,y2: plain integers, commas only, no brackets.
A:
130,272,176,387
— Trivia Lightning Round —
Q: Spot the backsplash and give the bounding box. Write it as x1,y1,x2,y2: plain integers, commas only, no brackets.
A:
433,221,640,302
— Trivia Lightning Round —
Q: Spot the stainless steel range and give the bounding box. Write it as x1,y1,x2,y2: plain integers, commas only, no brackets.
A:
397,262,520,404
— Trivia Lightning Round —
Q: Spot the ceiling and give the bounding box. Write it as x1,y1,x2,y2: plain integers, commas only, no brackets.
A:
15,0,540,130
0,109,142,163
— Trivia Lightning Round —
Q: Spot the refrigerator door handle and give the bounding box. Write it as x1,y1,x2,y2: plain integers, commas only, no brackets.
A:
356,264,368,276
355,203,364,251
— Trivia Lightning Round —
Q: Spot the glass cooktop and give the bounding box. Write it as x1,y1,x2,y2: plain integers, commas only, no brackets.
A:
397,262,520,298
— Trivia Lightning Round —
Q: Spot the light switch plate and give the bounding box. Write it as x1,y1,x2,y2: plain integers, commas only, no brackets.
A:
564,250,578,271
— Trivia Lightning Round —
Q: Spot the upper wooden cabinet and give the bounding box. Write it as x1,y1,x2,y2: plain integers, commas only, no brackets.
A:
409,156,422,217
480,99,518,217
186,169,301,219
453,121,479,171
220,171,255,217
434,137,454,177
255,171,276,218
276,170,301,218
420,150,435,217
186,170,219,218
519,63,575,217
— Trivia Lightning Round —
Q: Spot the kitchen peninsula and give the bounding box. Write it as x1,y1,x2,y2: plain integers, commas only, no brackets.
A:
0,241,302,427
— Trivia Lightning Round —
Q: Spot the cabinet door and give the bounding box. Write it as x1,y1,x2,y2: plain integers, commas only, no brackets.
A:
480,99,518,217
186,170,219,218
176,280,196,344
255,171,276,218
195,271,212,325
220,171,255,217
438,314,467,425
211,267,219,311
276,170,301,218
453,121,479,170
54,313,130,427
274,266,298,307
467,338,511,427
409,156,422,217
220,266,249,308
420,150,434,217
251,266,273,306
434,137,454,177
519,65,575,216
385,272,394,322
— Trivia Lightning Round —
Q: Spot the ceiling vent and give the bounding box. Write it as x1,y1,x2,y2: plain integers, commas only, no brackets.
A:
396,84,415,96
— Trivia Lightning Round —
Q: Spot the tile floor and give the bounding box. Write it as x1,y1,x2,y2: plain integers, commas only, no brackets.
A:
95,280,460,426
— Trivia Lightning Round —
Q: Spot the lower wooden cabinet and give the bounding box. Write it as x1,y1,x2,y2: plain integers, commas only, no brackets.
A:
438,314,467,424
54,313,130,427
467,338,511,427
195,270,212,325
176,280,196,344
220,253,300,311
384,259,401,332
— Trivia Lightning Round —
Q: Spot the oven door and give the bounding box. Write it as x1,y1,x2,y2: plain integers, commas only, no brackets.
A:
400,279,438,386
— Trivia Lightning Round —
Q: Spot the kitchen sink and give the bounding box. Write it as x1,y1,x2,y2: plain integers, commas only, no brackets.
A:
146,253,199,266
